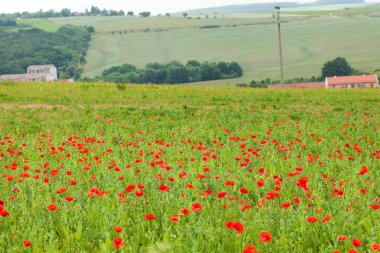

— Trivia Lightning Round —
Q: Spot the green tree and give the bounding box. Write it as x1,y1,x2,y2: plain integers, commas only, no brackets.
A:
321,57,353,78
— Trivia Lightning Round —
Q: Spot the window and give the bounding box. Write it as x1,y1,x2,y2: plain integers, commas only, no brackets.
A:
341,85,348,88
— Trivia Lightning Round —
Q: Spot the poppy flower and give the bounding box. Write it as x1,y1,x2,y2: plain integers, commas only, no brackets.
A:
321,215,331,223
169,214,180,223
259,231,272,242
243,244,257,253
370,243,380,251
281,202,291,209
225,221,235,230
240,188,249,194
112,237,125,248
348,249,358,253
306,216,318,223
191,203,202,212
217,192,227,198
65,196,74,202
180,208,190,216
114,227,123,233
0,210,9,217
233,222,244,234
145,214,155,220
22,240,32,247
369,204,380,210
46,204,57,211
352,238,362,247
338,235,347,242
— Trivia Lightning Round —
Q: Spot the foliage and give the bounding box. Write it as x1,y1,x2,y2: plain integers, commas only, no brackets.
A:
98,60,243,84
0,18,16,26
0,6,125,19
139,12,151,18
321,57,354,78
0,83,379,252
0,26,91,79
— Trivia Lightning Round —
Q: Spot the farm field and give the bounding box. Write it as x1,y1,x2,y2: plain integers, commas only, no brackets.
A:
0,82,379,252
51,9,380,84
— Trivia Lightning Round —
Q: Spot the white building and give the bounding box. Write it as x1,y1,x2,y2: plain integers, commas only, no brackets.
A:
0,65,58,82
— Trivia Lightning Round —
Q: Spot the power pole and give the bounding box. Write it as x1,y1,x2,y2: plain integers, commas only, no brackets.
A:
275,6,285,87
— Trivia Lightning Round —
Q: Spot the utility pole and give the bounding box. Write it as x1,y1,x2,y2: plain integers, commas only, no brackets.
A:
275,6,285,87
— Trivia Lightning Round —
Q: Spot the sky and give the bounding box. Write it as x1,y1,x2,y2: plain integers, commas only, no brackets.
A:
0,0,378,14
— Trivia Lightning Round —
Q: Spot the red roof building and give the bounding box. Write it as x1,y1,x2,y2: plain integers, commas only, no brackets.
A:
325,75,379,89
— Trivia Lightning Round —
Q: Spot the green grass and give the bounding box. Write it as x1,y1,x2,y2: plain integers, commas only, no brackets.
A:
16,19,62,32
0,82,379,252
51,9,380,84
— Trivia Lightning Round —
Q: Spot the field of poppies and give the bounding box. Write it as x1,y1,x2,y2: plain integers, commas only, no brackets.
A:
0,82,379,253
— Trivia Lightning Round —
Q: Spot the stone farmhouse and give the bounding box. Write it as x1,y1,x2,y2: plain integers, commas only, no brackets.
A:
325,74,379,89
0,65,58,82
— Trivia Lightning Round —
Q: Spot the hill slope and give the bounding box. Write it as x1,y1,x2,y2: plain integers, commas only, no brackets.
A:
53,8,380,84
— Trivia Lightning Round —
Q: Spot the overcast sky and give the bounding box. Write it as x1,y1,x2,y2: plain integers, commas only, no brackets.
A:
2,0,377,14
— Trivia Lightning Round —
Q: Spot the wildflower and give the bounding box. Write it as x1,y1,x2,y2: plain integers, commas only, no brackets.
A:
306,216,318,223
243,244,257,253
22,240,32,247
46,204,57,211
191,203,202,212
321,215,331,223
65,196,74,202
259,231,272,242
145,214,155,220
352,238,362,247
112,237,125,248
114,227,123,233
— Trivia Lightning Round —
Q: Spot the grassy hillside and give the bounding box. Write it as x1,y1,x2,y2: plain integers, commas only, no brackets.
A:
53,9,380,84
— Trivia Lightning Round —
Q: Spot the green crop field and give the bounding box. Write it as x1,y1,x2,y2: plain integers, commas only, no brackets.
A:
16,19,62,32
51,8,380,84
0,82,379,252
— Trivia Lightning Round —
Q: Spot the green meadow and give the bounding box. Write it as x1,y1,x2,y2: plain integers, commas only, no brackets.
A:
0,82,379,252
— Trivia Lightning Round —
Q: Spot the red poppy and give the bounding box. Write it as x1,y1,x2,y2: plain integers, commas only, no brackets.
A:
114,227,123,233
65,196,74,202
321,215,331,223
281,202,291,209
23,240,32,247
338,235,347,242
233,222,244,234
0,210,9,217
135,190,144,197
306,216,318,223
180,208,190,216
169,214,180,223
369,204,380,210
259,231,272,242
191,203,202,212
46,204,57,211
145,214,155,220
242,244,257,253
352,238,362,247
370,243,380,251
217,192,227,198
112,237,125,248
225,221,235,230
348,249,358,253
240,188,249,194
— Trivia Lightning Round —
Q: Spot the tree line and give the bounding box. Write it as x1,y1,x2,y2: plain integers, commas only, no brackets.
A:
0,6,128,19
97,60,243,84
0,26,91,79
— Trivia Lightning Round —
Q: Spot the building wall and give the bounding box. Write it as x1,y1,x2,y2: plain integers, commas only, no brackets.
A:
328,83,377,89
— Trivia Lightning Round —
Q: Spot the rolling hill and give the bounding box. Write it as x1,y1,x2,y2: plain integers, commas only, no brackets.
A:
50,6,380,85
